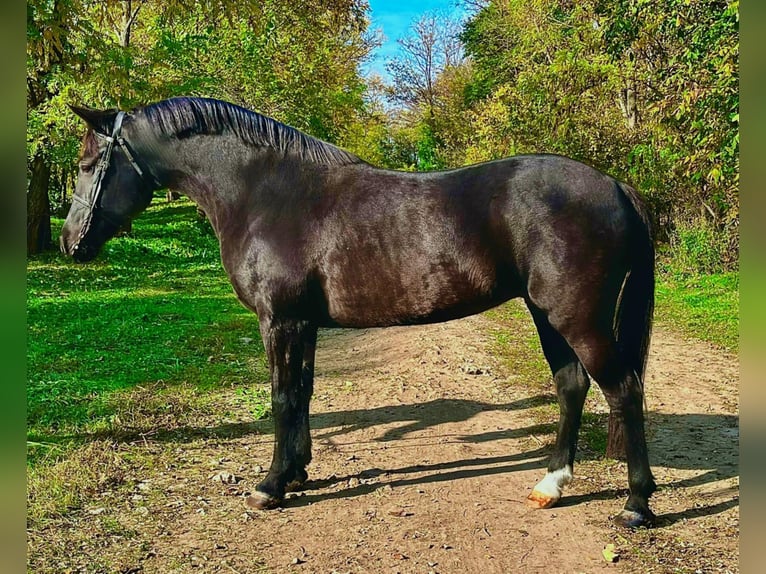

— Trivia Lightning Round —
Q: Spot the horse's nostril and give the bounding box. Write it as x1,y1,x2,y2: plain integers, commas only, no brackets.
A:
59,235,68,254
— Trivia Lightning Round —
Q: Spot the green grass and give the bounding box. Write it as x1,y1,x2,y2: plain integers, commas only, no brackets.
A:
483,301,549,385
27,195,270,461
655,260,739,353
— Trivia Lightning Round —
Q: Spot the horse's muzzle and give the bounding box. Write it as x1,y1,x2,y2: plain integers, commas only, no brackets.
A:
60,234,98,262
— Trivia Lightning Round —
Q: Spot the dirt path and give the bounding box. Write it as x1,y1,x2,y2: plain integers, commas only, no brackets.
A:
32,308,738,573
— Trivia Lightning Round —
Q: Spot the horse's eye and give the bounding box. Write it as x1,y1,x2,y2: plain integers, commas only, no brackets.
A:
80,163,94,174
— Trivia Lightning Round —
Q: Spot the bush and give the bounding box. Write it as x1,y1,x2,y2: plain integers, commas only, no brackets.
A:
669,218,729,275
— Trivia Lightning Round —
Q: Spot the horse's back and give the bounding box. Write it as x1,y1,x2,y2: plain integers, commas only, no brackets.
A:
312,163,522,326
311,155,636,328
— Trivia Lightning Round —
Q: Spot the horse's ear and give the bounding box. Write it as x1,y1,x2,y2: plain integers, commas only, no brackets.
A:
68,104,119,135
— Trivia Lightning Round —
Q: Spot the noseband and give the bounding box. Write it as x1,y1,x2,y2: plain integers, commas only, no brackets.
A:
70,111,156,250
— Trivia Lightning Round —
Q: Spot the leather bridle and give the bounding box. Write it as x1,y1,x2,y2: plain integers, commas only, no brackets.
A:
70,111,157,250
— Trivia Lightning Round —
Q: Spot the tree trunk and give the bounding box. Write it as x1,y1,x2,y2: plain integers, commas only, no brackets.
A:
167,190,181,202
616,79,638,130
606,412,627,460
27,152,52,255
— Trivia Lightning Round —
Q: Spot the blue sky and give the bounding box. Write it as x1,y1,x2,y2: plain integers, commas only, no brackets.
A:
364,0,469,81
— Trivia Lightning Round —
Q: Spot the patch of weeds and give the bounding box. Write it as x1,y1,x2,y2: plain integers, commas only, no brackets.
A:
668,218,730,275
27,440,129,529
656,257,738,352
237,384,272,420
105,382,220,433
99,515,139,539
483,300,550,389
579,411,608,455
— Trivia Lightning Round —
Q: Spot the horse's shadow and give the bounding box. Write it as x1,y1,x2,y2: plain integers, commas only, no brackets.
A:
308,393,557,443
282,409,738,528
79,390,738,528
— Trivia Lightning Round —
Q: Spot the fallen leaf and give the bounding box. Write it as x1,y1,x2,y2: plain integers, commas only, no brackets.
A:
211,471,239,484
388,508,414,517
602,543,620,563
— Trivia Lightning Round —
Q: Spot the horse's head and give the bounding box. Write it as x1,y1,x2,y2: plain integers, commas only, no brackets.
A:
60,105,158,262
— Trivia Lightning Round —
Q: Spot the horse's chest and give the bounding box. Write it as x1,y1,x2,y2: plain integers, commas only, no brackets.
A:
220,237,312,315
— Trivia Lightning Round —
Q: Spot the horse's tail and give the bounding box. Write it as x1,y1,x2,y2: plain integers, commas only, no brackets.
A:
614,181,655,385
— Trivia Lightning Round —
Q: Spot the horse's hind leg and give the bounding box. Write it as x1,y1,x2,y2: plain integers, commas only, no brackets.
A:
525,304,591,509
247,319,317,509
569,333,657,527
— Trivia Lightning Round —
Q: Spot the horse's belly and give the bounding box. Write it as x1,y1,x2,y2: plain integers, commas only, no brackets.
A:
320,264,516,328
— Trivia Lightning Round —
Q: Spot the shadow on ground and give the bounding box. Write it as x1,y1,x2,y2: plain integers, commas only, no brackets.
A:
75,391,738,528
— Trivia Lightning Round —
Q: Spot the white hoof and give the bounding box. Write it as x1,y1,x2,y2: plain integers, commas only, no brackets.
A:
527,465,573,509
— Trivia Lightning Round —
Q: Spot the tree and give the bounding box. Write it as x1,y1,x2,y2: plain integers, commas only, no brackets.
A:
380,11,466,170
385,11,464,119
453,0,737,260
598,0,739,257
27,0,83,253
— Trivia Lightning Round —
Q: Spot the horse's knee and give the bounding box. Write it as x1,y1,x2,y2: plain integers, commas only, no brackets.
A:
555,362,589,397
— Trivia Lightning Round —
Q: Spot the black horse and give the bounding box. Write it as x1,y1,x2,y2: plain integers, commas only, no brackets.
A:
61,96,657,528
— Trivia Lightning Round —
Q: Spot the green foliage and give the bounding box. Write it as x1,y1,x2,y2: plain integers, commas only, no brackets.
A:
414,123,446,171
598,0,739,246
669,218,731,275
237,385,272,421
460,1,617,156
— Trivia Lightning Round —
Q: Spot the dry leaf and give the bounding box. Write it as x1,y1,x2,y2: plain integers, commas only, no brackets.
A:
211,471,239,484
388,507,414,517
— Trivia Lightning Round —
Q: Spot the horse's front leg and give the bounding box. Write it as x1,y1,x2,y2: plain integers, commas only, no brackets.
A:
526,305,590,509
247,318,316,509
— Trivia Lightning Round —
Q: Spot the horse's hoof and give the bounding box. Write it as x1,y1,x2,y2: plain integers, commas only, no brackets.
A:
245,490,282,510
614,509,655,529
527,489,559,509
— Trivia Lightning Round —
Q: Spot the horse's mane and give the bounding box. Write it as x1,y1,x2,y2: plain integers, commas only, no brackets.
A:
139,96,364,166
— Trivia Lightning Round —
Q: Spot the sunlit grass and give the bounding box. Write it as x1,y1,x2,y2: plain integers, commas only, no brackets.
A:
27,195,270,459
655,260,738,353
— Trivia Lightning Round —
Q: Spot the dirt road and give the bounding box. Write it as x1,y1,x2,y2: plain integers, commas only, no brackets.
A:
31,307,739,573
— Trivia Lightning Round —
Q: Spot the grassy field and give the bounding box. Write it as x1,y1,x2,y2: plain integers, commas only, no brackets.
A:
655,261,739,353
27,196,270,464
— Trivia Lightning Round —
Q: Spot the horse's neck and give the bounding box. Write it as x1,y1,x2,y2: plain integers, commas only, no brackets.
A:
163,136,266,233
